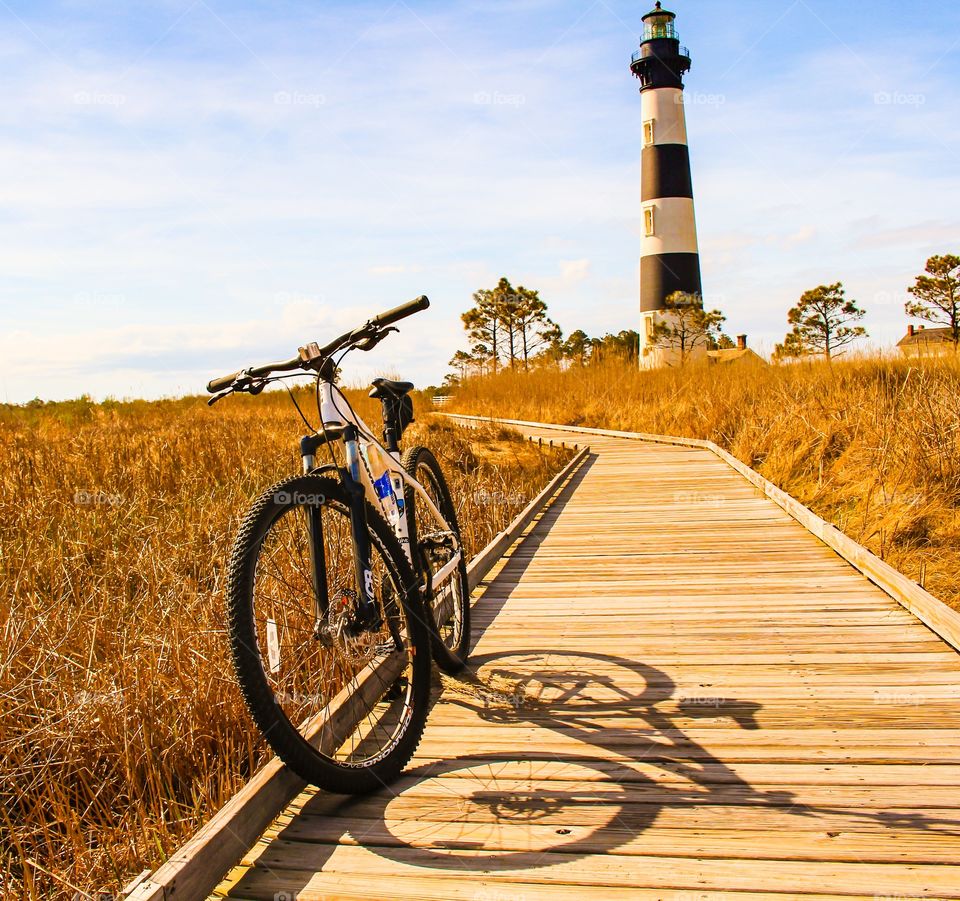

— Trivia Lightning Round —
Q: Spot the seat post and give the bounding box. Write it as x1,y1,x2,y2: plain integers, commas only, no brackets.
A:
369,377,414,453
382,403,399,453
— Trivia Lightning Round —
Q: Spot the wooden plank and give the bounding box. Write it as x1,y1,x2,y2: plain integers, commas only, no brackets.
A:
216,869,884,901
280,792,960,834
238,842,960,897
397,757,960,786
246,772,958,809
274,817,960,864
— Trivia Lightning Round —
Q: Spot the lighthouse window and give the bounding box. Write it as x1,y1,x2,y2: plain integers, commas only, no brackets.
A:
644,205,656,236
643,120,655,146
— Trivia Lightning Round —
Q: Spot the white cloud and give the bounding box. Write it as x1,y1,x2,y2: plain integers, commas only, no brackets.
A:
558,259,591,283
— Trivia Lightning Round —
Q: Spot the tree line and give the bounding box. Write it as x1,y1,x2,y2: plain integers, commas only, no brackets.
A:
446,254,959,382
447,276,646,382
772,253,959,360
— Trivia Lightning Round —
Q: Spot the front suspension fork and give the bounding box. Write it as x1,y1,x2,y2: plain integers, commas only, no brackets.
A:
301,429,387,638
301,435,330,634
343,426,380,630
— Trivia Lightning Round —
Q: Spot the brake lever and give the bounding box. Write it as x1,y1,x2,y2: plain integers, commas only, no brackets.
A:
208,370,265,406
208,389,233,406
357,326,399,351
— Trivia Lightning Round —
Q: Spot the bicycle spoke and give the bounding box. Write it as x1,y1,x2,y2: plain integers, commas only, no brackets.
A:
248,495,416,768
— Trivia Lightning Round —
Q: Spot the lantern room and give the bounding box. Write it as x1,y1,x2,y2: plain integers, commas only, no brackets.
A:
642,2,678,42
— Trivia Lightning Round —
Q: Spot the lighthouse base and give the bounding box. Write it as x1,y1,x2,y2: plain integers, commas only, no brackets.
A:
639,310,708,369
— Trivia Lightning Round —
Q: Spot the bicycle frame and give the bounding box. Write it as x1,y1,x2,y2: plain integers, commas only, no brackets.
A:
302,379,462,629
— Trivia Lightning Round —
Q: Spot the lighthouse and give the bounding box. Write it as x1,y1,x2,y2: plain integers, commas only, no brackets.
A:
630,2,703,366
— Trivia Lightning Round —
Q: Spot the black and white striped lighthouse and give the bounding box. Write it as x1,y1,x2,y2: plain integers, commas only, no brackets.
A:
630,2,702,365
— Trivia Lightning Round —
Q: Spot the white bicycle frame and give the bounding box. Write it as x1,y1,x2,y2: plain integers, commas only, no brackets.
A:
306,380,462,597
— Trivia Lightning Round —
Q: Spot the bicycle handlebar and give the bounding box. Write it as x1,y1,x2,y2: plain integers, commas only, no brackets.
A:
205,295,430,393
369,294,430,329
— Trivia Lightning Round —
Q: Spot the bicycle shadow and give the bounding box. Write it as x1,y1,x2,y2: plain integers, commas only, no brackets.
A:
255,644,960,892
255,650,794,879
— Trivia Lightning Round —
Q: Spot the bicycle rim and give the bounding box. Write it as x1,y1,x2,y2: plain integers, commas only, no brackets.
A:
245,491,418,768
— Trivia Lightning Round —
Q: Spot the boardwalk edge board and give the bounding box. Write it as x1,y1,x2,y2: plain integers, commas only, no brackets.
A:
122,443,590,901
444,413,960,654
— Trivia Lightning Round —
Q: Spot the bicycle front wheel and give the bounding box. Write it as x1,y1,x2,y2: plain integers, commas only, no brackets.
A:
227,473,430,794
401,446,471,673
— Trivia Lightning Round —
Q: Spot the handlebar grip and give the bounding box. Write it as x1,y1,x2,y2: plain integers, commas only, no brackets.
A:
249,356,302,378
207,371,240,393
372,295,430,328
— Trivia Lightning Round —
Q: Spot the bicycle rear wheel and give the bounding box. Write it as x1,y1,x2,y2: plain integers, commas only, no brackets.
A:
227,473,430,794
401,446,471,673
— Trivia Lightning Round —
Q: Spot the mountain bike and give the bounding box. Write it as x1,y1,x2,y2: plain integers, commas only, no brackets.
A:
206,296,470,793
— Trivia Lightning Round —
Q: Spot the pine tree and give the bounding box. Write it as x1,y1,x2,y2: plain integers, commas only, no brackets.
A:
649,292,726,366
774,283,867,360
905,254,960,347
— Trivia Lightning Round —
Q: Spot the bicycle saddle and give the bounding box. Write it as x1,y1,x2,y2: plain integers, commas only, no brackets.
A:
369,377,414,398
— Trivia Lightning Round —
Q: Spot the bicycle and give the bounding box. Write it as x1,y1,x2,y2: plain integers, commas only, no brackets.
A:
206,296,470,793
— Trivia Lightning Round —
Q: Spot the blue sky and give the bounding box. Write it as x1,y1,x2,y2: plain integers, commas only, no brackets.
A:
1,0,958,402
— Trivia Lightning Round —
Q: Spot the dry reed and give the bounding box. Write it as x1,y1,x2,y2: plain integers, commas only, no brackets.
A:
0,388,568,899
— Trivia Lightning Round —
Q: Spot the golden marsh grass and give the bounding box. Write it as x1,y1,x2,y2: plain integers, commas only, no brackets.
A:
0,389,569,898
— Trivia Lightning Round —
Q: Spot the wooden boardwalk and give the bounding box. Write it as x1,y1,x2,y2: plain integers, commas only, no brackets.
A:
213,424,960,901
